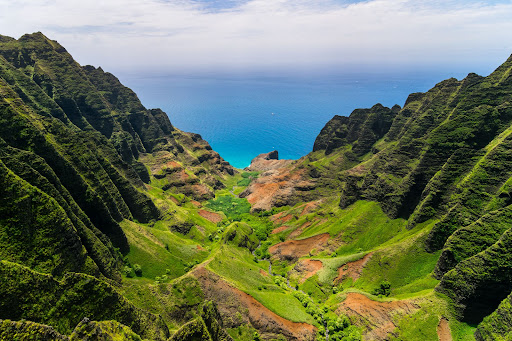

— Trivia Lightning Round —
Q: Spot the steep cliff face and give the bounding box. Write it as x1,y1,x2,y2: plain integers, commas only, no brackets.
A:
312,103,400,156
0,32,234,339
0,32,234,276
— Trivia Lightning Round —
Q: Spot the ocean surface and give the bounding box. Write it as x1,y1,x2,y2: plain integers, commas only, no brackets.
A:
119,69,475,169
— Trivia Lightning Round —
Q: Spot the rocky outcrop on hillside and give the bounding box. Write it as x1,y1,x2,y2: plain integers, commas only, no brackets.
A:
245,150,293,172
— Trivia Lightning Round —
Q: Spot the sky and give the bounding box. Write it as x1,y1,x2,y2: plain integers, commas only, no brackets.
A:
1,0,512,75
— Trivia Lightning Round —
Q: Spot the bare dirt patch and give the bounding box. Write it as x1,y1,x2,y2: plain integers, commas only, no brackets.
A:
335,253,373,283
274,214,293,224
295,259,323,283
272,225,291,235
193,267,316,341
259,269,269,277
244,181,283,211
300,201,320,216
269,233,330,262
198,209,223,223
336,293,419,340
270,211,285,221
190,200,202,208
346,163,367,176
437,317,452,341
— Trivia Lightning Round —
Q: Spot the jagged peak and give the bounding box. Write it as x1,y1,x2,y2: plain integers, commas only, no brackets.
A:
17,32,67,53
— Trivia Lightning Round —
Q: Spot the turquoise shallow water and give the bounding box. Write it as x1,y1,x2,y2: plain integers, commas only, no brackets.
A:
119,69,472,168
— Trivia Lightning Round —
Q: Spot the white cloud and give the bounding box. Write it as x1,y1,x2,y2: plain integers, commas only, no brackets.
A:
1,0,511,73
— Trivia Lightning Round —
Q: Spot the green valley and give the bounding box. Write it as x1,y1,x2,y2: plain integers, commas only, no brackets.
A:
1,32,512,340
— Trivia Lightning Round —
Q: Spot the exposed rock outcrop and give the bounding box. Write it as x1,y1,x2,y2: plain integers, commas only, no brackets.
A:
245,150,293,172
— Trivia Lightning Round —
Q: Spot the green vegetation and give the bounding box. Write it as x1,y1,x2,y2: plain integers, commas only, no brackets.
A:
237,171,259,186
206,195,251,219
3,32,512,341
313,253,365,285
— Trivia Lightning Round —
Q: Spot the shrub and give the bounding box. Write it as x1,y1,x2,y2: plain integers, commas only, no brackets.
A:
123,266,133,278
237,178,251,186
372,280,391,297
133,264,142,276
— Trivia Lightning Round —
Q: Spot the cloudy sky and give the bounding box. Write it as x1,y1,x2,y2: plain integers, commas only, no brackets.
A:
1,0,512,74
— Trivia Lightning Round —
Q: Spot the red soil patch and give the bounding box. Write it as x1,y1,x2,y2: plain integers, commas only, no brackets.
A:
296,259,322,283
270,211,285,221
336,293,418,340
190,200,202,208
193,267,316,340
272,225,291,235
289,221,311,239
437,317,452,341
300,201,320,216
165,160,182,169
175,169,191,182
274,214,293,224
259,269,269,277
198,209,223,223
335,252,373,283
196,245,204,251
170,196,179,204
242,167,313,212
246,182,282,210
269,233,330,262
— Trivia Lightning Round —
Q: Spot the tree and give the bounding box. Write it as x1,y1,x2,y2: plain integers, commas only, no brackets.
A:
123,266,133,278
133,264,142,276
372,280,391,297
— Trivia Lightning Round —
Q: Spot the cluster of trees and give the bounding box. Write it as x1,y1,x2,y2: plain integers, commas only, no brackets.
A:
318,314,361,341
372,280,391,297
122,264,142,278
292,291,361,340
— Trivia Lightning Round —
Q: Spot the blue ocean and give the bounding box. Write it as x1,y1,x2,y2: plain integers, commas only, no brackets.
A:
119,69,478,169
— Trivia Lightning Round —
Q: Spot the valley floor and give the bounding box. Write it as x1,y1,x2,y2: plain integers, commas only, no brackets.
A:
117,169,476,341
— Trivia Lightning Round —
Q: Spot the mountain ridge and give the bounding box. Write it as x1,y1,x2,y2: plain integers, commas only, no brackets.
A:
1,32,512,340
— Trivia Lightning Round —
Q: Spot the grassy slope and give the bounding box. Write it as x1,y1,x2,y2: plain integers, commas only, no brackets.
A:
257,198,468,339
